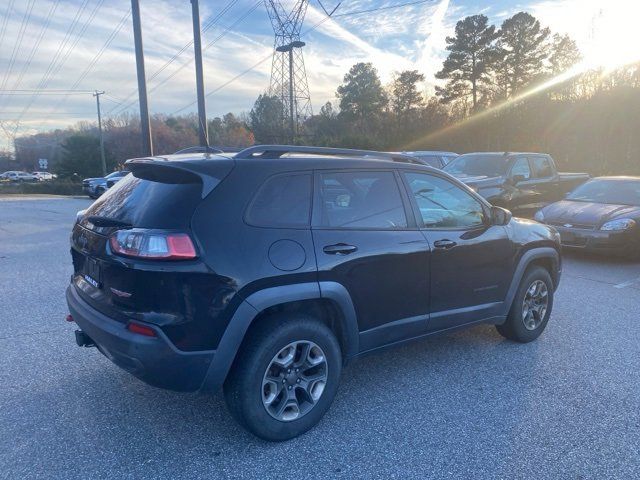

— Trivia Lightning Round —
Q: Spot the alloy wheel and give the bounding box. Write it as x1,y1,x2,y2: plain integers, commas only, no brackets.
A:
522,280,549,331
261,341,328,422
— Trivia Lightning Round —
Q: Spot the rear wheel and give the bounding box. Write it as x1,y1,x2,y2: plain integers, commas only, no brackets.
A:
496,266,553,343
224,313,342,441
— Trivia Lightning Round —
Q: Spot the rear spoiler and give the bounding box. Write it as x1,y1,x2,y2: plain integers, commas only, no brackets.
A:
125,157,233,198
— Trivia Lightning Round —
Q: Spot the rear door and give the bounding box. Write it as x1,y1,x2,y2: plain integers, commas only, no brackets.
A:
401,171,514,331
312,169,431,352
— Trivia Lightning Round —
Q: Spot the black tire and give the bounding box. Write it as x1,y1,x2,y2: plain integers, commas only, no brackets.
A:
223,313,342,441
496,266,554,343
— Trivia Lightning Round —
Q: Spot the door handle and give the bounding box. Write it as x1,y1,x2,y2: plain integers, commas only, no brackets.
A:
433,239,457,250
323,243,358,255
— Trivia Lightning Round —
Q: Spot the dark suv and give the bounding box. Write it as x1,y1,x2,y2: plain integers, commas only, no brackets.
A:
66,145,562,441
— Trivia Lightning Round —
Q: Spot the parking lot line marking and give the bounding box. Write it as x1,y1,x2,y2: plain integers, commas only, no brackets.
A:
614,276,640,289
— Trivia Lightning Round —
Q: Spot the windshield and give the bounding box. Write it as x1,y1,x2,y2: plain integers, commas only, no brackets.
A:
105,171,126,179
444,154,508,177
567,179,640,206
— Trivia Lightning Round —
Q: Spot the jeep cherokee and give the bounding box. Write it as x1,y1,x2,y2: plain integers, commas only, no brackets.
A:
66,145,562,441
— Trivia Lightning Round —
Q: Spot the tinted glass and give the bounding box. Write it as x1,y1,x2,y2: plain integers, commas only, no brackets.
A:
319,171,407,229
416,155,442,168
531,156,553,178
567,179,640,206
83,173,202,229
511,158,532,180
405,172,486,228
246,174,312,227
444,154,508,177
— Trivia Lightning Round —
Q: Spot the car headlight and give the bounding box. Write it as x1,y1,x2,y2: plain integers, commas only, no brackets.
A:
600,218,636,231
533,210,545,222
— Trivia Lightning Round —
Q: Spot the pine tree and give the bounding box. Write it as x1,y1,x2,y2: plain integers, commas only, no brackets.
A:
390,70,425,116
495,12,551,95
336,63,388,120
435,14,498,111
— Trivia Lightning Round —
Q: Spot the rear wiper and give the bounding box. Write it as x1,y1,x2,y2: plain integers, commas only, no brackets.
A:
85,215,132,228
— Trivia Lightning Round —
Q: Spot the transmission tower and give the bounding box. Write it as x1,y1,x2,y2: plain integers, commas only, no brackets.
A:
265,0,313,143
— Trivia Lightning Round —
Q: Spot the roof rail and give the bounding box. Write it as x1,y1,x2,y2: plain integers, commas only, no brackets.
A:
234,145,419,164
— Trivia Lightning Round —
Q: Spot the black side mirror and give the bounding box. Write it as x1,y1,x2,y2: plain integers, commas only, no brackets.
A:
491,206,512,226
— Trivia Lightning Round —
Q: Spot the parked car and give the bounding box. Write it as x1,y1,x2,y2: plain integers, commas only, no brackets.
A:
82,170,129,199
397,150,459,169
32,171,56,181
0,171,38,182
444,152,590,216
66,145,562,441
534,176,640,257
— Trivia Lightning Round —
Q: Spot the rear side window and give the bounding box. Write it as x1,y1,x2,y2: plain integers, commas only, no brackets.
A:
318,171,407,229
531,156,553,178
246,174,312,228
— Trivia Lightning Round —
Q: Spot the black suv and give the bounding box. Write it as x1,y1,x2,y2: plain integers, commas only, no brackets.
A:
66,145,562,441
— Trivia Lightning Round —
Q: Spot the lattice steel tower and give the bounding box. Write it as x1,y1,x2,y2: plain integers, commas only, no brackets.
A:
265,0,313,143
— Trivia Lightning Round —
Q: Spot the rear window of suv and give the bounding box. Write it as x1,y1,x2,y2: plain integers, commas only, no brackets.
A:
83,173,203,230
245,173,312,228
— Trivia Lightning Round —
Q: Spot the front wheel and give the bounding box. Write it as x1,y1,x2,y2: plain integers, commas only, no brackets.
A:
224,313,342,441
496,266,554,343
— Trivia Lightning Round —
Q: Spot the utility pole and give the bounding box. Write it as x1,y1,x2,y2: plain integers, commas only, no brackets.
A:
288,48,294,144
131,0,153,156
191,0,208,147
93,90,107,176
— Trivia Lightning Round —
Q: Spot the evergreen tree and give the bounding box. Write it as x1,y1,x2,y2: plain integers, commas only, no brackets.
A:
495,12,551,95
336,62,388,121
249,94,285,143
435,14,498,110
391,70,425,116
549,34,582,74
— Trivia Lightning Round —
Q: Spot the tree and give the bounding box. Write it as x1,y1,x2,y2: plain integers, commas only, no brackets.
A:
549,34,581,75
495,12,551,96
249,94,286,143
55,134,114,178
336,62,387,121
390,70,425,116
435,14,498,111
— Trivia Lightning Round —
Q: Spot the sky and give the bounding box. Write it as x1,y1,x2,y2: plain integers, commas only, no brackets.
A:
0,0,638,148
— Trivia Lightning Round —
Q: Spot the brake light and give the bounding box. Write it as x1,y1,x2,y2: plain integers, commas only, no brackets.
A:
109,229,197,260
127,322,157,337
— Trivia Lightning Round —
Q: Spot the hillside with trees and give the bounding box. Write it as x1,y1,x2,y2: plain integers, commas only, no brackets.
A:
9,10,640,178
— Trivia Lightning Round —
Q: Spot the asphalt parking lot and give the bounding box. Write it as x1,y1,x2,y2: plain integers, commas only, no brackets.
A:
1,196,639,479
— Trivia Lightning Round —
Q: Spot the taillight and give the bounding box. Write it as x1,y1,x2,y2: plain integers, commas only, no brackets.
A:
109,229,197,260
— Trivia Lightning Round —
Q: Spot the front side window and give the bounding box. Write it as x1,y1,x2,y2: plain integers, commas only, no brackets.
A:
404,172,486,229
246,174,312,227
511,158,532,180
530,156,553,178
318,171,407,229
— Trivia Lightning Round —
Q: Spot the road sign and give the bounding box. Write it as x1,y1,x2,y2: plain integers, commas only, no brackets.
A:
38,159,48,170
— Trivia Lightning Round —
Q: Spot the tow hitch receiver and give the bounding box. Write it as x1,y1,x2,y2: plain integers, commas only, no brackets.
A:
75,330,96,347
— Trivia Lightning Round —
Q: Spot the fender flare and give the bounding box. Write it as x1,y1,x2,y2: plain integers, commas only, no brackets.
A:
500,247,560,317
199,281,359,392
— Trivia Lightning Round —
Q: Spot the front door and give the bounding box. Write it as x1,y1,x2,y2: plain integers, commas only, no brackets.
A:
401,171,514,331
312,169,431,352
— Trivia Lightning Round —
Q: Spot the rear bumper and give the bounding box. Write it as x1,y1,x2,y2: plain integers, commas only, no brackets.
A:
555,227,639,255
66,285,215,392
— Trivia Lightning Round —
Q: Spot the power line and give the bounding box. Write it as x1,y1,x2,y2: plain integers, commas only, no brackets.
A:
111,1,262,117
0,0,16,57
106,0,242,116
6,0,61,102
332,0,433,17
170,0,434,116
0,0,37,100
14,0,106,130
